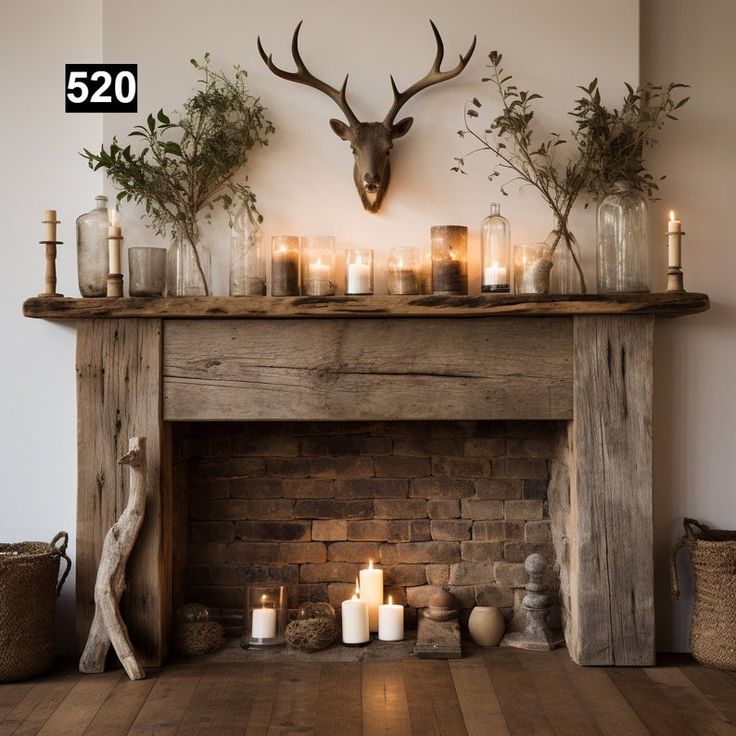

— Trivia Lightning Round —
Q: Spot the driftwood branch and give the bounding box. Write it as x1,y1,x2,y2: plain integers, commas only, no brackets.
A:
79,436,147,680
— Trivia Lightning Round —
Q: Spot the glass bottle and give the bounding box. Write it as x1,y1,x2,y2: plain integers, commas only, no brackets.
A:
229,205,266,296
76,194,109,297
597,182,651,293
167,227,211,296
481,203,511,293
547,216,585,294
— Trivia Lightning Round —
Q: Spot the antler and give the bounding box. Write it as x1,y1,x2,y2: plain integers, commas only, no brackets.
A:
257,21,361,127
384,20,476,126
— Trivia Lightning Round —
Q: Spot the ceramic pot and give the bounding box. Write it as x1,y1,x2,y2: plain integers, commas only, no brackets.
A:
468,606,505,647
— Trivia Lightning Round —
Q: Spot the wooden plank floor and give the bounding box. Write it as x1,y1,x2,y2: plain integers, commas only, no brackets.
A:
1,650,735,735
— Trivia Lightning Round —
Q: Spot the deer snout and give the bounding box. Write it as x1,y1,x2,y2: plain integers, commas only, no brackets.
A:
363,173,379,192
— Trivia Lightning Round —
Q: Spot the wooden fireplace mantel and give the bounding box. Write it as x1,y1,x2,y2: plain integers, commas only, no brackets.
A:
24,293,709,669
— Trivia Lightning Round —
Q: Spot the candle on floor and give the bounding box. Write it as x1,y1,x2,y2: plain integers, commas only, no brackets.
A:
107,208,122,275
251,593,277,640
378,595,404,641
342,579,369,644
667,210,682,268
359,559,384,632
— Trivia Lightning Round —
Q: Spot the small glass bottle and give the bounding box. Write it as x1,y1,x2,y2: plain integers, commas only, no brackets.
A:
76,195,109,297
301,236,337,296
229,204,266,296
597,182,651,293
481,203,511,293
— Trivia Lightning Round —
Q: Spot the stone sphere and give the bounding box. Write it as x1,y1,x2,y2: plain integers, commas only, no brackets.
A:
525,553,547,575
428,590,457,609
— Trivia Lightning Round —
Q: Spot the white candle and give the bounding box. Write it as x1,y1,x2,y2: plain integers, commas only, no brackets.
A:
341,581,369,644
667,210,682,268
359,559,384,632
347,256,371,294
43,209,57,242
378,595,404,641
308,258,329,280
108,209,122,274
484,261,507,286
251,594,277,639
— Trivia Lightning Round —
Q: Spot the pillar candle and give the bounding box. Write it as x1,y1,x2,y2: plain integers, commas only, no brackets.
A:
347,256,371,294
378,595,404,641
359,559,383,632
43,209,58,242
251,594,277,639
108,209,122,274
667,210,682,268
272,237,300,296
342,583,369,644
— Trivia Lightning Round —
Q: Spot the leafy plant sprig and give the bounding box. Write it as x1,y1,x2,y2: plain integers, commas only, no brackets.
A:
82,53,275,294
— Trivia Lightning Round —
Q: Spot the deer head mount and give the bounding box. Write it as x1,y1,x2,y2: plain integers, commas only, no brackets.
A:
258,21,476,213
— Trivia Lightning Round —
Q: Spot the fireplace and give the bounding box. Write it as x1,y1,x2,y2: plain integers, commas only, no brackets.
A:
23,291,709,668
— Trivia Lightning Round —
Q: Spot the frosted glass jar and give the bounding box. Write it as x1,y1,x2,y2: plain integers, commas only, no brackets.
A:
76,195,109,297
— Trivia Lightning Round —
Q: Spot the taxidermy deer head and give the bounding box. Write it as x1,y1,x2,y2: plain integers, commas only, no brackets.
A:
258,21,476,213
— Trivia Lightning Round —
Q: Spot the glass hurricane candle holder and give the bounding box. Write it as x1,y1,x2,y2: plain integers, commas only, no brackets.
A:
128,247,167,297
386,247,420,295
271,236,300,296
481,203,511,293
513,243,551,294
345,249,374,295
230,204,266,296
301,236,337,296
241,583,287,649
431,225,468,295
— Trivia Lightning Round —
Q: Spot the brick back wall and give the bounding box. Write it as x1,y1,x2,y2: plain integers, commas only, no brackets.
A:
180,420,559,629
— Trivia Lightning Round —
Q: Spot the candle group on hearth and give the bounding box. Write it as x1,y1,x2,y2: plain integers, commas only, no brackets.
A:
341,579,370,644
359,559,384,632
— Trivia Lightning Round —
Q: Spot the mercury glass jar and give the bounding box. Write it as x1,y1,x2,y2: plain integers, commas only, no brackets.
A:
301,236,337,296
481,203,511,293
229,205,266,296
386,247,420,295
76,195,109,297
597,182,651,293
431,225,468,295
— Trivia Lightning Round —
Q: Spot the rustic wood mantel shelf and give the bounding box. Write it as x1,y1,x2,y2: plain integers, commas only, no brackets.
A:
22,291,709,320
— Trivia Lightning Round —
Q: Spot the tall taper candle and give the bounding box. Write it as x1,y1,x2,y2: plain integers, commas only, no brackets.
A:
667,210,682,268
359,559,383,632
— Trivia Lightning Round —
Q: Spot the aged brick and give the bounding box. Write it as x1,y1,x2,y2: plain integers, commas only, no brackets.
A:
300,562,359,583
506,421,556,439
210,436,232,457
187,543,227,565
326,435,362,455
504,500,544,521
374,499,427,519
312,519,347,541
380,545,399,565
447,586,477,609
347,520,390,541
234,520,310,542
426,564,449,586
292,584,329,606
335,478,408,499
232,435,299,457
227,542,281,564
460,541,504,562
449,562,494,586
504,542,555,564
387,520,431,542
327,542,382,563
266,457,311,478
492,458,549,480
524,520,552,543
189,479,229,500
431,520,472,541
298,436,330,455
309,456,375,478
432,456,491,478
427,499,460,519
230,478,283,499
198,457,266,479
406,585,443,608
461,499,504,520
186,585,242,609
472,521,524,542
383,564,427,586
463,437,506,457
409,478,475,499
494,562,528,587
189,521,235,544
238,564,299,585
281,479,336,499
507,437,554,459
189,499,295,521
475,584,515,607
328,582,357,608
394,542,461,564
280,542,327,563
294,499,373,519
384,587,408,606
474,479,522,500
392,436,463,456
522,479,549,500
358,436,392,455
373,456,432,478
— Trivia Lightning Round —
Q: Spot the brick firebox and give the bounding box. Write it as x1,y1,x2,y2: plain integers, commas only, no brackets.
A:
178,420,559,631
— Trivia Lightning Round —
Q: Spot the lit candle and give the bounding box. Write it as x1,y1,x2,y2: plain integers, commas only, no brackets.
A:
272,236,300,296
483,261,508,288
378,595,404,642
347,254,372,294
341,579,369,644
359,559,384,632
107,209,122,274
251,593,277,640
667,210,682,268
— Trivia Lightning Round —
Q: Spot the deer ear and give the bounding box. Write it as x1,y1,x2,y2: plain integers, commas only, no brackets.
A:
391,117,414,139
329,119,352,141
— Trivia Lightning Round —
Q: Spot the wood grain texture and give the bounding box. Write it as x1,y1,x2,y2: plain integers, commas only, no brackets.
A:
449,659,509,736
163,318,573,422
361,661,412,736
566,315,656,666
81,674,158,736
23,292,710,320
403,659,468,735
316,663,362,736
76,320,169,668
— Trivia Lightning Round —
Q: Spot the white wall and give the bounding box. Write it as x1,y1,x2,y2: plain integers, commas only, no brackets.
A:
642,0,736,652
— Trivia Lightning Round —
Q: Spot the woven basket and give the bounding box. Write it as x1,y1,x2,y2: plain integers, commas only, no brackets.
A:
0,532,71,682
672,518,736,671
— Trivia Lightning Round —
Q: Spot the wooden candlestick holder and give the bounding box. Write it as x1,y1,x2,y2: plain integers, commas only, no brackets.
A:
107,273,124,298
665,230,686,293
38,240,63,298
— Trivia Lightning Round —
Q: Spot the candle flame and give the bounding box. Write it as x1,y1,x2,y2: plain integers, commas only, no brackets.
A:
279,244,287,253
669,210,676,222
260,594,267,607
368,559,373,570
355,577,360,597
388,595,393,605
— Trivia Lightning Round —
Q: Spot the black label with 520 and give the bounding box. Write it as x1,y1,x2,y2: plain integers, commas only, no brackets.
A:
65,64,137,113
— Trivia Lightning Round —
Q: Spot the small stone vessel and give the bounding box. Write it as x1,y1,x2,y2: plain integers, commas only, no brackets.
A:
468,606,505,647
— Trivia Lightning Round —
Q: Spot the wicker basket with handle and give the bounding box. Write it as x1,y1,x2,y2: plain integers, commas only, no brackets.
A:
0,532,71,682
672,518,736,671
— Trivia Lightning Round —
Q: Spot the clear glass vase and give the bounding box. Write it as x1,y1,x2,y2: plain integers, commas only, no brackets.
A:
481,203,511,293
76,194,109,297
230,205,266,296
167,232,211,296
597,183,651,293
547,218,586,295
